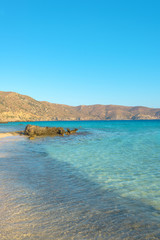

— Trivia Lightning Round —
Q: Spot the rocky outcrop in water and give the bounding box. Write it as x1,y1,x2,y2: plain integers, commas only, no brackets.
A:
24,124,78,138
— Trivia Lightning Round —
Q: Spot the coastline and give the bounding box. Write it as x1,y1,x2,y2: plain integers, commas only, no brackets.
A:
0,132,21,139
0,124,78,140
0,119,160,124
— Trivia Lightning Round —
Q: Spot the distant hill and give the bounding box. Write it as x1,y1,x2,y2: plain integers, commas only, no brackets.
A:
0,91,160,122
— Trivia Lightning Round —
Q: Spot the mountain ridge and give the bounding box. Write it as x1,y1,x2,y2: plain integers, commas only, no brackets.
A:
0,91,160,122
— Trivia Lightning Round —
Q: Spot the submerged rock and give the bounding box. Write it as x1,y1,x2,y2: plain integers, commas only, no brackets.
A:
24,124,78,138
66,128,78,135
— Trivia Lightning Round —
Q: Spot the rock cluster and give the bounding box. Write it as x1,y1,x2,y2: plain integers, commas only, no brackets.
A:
24,124,78,138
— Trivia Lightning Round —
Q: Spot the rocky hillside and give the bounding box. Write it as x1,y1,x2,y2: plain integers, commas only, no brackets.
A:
0,91,160,122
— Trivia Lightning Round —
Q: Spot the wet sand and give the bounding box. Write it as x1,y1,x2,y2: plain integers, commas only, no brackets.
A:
0,132,18,138
0,132,24,139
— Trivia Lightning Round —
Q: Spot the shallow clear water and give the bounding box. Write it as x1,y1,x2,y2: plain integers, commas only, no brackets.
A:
0,121,160,239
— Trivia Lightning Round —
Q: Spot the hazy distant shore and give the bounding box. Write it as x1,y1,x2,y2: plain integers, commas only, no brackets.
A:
0,91,160,122
0,119,160,124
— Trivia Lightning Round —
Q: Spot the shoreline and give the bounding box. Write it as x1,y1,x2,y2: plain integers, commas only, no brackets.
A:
0,119,160,124
0,132,20,139
0,125,78,140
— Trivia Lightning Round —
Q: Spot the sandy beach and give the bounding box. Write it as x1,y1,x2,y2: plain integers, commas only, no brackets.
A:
0,132,19,139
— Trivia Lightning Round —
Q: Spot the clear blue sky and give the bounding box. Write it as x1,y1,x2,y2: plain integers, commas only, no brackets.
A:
0,0,160,107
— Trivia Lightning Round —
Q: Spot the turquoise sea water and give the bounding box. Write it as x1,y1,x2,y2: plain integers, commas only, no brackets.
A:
0,120,160,239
